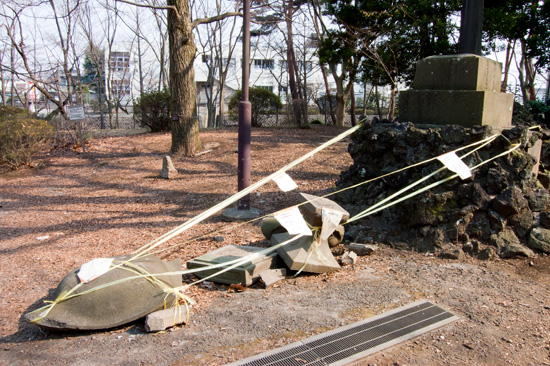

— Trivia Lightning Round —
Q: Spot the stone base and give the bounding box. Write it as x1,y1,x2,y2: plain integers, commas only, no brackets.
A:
186,245,280,286
220,207,262,222
399,89,513,128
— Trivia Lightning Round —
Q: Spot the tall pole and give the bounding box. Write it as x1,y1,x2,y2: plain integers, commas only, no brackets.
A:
459,0,484,55
237,0,252,210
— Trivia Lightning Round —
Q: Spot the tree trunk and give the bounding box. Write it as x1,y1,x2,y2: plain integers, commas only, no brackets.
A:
320,65,336,125
501,39,514,93
387,83,396,121
168,0,201,157
350,82,356,126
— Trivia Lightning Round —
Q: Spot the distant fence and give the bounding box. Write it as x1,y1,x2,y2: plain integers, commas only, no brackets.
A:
54,113,377,131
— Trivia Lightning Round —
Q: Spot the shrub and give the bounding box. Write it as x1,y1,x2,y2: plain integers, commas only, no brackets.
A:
228,87,283,127
134,89,171,132
0,106,54,170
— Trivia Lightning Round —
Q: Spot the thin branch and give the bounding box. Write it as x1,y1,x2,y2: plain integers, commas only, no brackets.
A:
191,11,241,29
114,0,180,19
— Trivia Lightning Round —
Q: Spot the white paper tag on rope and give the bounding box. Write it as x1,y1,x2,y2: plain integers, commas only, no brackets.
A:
272,172,298,192
320,208,343,240
77,257,114,283
437,151,472,180
274,206,312,236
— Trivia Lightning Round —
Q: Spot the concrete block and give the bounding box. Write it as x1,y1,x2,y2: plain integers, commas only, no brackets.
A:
259,268,287,287
260,216,287,240
186,245,280,286
413,54,502,91
298,193,350,227
399,89,513,128
145,306,188,332
271,232,340,274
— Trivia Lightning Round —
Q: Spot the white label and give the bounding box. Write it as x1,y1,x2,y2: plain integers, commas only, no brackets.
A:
437,152,472,180
77,257,114,283
320,208,344,240
273,206,312,236
272,173,298,192
68,105,85,120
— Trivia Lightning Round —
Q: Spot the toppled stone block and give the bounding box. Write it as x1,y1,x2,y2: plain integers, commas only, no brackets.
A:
259,268,287,287
160,156,178,179
26,255,182,331
270,232,340,274
348,243,378,256
298,193,349,227
145,306,188,332
341,251,358,265
186,245,280,286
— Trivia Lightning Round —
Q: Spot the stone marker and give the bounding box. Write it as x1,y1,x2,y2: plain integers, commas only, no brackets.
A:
298,193,350,227
348,243,378,256
160,156,178,179
270,232,340,273
259,268,287,287
145,306,188,332
186,245,280,286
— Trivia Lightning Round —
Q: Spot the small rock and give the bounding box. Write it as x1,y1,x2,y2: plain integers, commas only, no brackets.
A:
499,243,535,259
341,251,358,265
491,187,528,218
477,247,495,260
439,248,464,260
539,211,550,229
145,306,188,332
527,189,550,212
528,227,550,253
160,156,178,179
259,268,286,287
214,236,225,242
348,243,378,256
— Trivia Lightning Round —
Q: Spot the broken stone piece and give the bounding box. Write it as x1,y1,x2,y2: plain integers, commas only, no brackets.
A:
327,226,345,247
270,232,341,274
260,216,287,240
186,245,280,286
259,268,287,287
298,193,350,227
160,156,178,179
348,243,378,256
341,251,358,265
145,306,188,332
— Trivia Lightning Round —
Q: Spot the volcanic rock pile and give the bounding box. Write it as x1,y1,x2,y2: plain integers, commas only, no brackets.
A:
336,121,550,259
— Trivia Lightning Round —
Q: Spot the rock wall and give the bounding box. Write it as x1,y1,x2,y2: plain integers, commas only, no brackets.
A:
336,121,550,259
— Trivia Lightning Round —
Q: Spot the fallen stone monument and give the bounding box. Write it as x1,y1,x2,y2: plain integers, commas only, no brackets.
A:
26,255,182,331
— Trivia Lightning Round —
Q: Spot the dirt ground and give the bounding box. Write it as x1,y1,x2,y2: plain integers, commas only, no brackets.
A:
1,126,549,366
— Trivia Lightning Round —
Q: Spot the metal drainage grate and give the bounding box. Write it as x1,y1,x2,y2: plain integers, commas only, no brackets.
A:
227,300,459,366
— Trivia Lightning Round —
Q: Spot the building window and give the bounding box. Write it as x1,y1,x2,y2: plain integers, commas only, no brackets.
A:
222,58,236,69
256,85,274,92
253,59,274,70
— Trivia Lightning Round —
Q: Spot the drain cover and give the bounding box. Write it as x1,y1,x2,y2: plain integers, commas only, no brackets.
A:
227,300,459,366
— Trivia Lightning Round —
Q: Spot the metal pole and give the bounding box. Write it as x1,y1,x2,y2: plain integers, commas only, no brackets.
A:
237,0,252,210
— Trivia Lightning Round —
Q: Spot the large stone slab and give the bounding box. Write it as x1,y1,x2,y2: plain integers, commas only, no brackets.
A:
399,89,513,128
413,54,502,91
271,232,340,274
186,245,280,286
298,193,350,227
26,255,182,331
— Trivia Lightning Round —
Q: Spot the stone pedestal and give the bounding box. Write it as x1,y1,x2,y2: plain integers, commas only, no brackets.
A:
399,54,513,128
